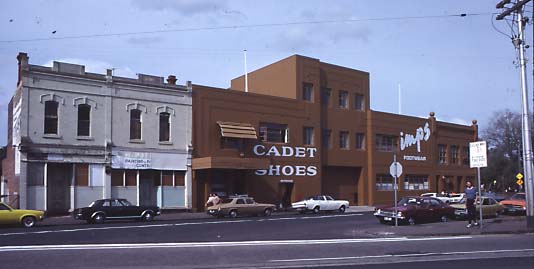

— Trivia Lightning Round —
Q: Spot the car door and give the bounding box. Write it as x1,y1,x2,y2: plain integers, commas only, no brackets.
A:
416,199,432,222
0,203,19,224
235,199,247,215
245,198,258,215
324,195,336,210
429,198,444,220
119,199,139,217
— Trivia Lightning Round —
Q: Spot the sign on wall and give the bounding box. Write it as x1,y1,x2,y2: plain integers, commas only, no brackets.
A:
469,141,487,168
400,122,431,162
112,151,152,169
253,145,318,177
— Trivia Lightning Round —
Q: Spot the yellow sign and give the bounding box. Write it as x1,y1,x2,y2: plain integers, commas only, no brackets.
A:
516,173,524,180
517,179,524,186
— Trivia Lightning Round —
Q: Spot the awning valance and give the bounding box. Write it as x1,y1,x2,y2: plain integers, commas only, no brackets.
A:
217,121,257,139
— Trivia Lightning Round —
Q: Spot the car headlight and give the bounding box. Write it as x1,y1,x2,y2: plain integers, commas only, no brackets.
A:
397,212,403,217
523,207,527,210
217,208,221,211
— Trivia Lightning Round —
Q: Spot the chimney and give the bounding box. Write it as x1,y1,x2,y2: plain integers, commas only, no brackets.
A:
106,69,113,83
17,52,29,86
167,75,177,85
186,80,192,91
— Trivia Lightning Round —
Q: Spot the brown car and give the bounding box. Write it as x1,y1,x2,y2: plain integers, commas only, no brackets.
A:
374,196,455,225
206,196,276,218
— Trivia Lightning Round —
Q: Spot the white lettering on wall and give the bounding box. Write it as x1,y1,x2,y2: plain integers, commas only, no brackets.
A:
253,145,319,177
400,122,431,153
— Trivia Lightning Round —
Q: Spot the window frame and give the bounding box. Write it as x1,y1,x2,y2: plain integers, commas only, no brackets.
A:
44,100,59,135
322,129,332,149
302,82,314,102
259,122,289,144
130,109,143,141
338,90,349,109
77,104,91,137
376,174,394,191
375,134,398,152
356,133,365,150
404,175,429,190
159,112,171,142
354,93,365,111
438,144,447,165
303,126,314,146
339,131,349,150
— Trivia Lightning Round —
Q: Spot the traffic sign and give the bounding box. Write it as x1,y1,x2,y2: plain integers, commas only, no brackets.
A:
516,173,524,180
470,141,488,168
390,162,403,178
517,179,524,186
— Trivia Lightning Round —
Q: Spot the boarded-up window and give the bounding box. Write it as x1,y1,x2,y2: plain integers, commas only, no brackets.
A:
159,112,170,142
77,104,91,136
162,171,174,186
111,170,124,186
125,170,137,186
174,171,185,186
75,164,89,186
130,109,142,140
44,101,59,134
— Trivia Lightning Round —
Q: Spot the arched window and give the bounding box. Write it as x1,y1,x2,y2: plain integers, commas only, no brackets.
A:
44,101,59,134
77,104,91,136
159,112,170,142
130,109,142,140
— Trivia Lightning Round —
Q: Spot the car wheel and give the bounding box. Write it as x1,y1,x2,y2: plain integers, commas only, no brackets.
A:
264,208,272,217
440,215,449,223
143,211,154,222
408,217,416,225
379,218,387,224
93,213,105,224
21,216,36,228
313,206,320,214
338,205,346,213
229,210,238,218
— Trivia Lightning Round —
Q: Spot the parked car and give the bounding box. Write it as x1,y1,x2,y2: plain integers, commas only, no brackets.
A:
448,193,465,204
420,192,452,203
374,196,455,225
0,202,45,228
291,195,350,214
499,193,526,215
206,196,276,218
450,196,503,219
73,198,160,224
482,192,507,202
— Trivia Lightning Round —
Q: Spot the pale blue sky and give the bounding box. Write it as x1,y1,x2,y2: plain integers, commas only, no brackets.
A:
1,0,532,145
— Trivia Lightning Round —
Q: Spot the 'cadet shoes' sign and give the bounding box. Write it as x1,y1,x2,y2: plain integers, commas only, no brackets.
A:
253,145,318,176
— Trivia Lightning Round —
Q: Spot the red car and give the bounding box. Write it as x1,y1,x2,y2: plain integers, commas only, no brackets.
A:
374,196,455,225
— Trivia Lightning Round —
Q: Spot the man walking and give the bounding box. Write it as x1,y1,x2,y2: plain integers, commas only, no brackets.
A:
465,180,479,228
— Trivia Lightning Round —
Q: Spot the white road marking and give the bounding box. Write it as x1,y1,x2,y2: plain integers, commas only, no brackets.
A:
0,236,472,252
270,248,534,262
0,214,363,236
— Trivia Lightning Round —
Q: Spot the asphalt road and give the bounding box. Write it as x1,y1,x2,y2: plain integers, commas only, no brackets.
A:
0,212,533,268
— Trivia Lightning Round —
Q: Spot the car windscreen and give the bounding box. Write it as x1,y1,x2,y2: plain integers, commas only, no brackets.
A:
119,200,133,206
398,197,420,206
89,201,103,207
221,199,233,204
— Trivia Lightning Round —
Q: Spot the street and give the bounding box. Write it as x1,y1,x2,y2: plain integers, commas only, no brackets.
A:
0,212,533,268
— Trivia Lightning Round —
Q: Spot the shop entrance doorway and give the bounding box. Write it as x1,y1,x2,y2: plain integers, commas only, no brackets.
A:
278,181,294,209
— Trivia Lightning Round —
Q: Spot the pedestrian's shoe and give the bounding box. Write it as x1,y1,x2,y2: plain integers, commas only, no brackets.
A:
474,222,479,226
466,224,472,228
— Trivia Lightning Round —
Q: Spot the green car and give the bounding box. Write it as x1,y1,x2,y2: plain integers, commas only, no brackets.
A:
451,196,504,219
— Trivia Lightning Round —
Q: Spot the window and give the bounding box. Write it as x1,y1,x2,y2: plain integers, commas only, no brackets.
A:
236,199,245,204
303,127,314,146
130,109,142,140
125,170,137,186
302,83,313,102
77,104,90,136
259,123,288,143
354,93,365,111
322,129,332,149
375,134,397,152
0,204,10,210
220,137,241,149
339,131,349,149
462,146,470,165
75,164,89,186
438,144,447,164
376,174,394,191
404,175,429,190
338,90,348,109
159,112,170,142
44,101,59,134
430,199,441,207
111,170,124,186
450,145,459,165
162,171,174,186
174,171,185,186
321,87,331,106
356,133,365,150
245,199,255,204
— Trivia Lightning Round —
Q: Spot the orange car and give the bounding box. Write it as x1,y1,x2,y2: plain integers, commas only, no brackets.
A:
499,192,526,215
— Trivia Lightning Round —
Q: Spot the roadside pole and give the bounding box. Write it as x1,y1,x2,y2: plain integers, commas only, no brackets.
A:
390,155,403,227
477,166,483,229
470,141,488,230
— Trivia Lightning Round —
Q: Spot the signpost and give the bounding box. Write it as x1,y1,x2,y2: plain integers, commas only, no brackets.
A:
516,173,524,189
390,155,403,227
470,141,488,229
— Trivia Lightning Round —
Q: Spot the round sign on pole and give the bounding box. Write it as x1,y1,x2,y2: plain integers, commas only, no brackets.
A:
390,162,403,178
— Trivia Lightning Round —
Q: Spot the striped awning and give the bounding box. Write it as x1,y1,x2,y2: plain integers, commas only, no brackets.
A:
217,121,257,139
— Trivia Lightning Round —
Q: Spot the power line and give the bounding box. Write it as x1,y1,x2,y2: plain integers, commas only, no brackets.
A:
0,12,495,43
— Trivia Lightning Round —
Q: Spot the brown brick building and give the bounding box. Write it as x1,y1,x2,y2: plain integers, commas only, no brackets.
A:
192,55,477,211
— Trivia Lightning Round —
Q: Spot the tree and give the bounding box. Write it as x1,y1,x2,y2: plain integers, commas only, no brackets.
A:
480,110,523,192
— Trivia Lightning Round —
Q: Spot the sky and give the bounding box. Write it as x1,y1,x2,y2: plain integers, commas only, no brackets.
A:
0,0,532,145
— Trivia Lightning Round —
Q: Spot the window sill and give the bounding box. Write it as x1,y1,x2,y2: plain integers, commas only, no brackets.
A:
43,134,62,139
129,139,145,144
76,136,94,141
158,141,173,145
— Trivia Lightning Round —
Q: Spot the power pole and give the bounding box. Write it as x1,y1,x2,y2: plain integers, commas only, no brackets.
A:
496,0,534,229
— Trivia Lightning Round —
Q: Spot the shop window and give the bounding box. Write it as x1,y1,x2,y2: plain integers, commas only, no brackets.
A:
220,137,242,149
338,90,349,109
75,164,89,186
322,129,332,149
404,175,429,190
450,145,459,165
438,144,447,165
44,101,59,134
376,174,394,191
130,109,142,140
339,131,349,149
259,122,288,143
462,146,470,165
125,170,137,186
354,94,365,111
356,133,365,150
111,170,124,186
77,104,91,136
174,171,185,186
159,112,170,142
162,171,174,186
302,83,313,102
303,127,314,146
376,134,397,152
321,87,331,106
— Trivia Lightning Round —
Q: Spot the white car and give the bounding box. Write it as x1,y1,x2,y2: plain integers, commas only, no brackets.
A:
448,193,465,204
291,195,349,214
420,193,452,203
